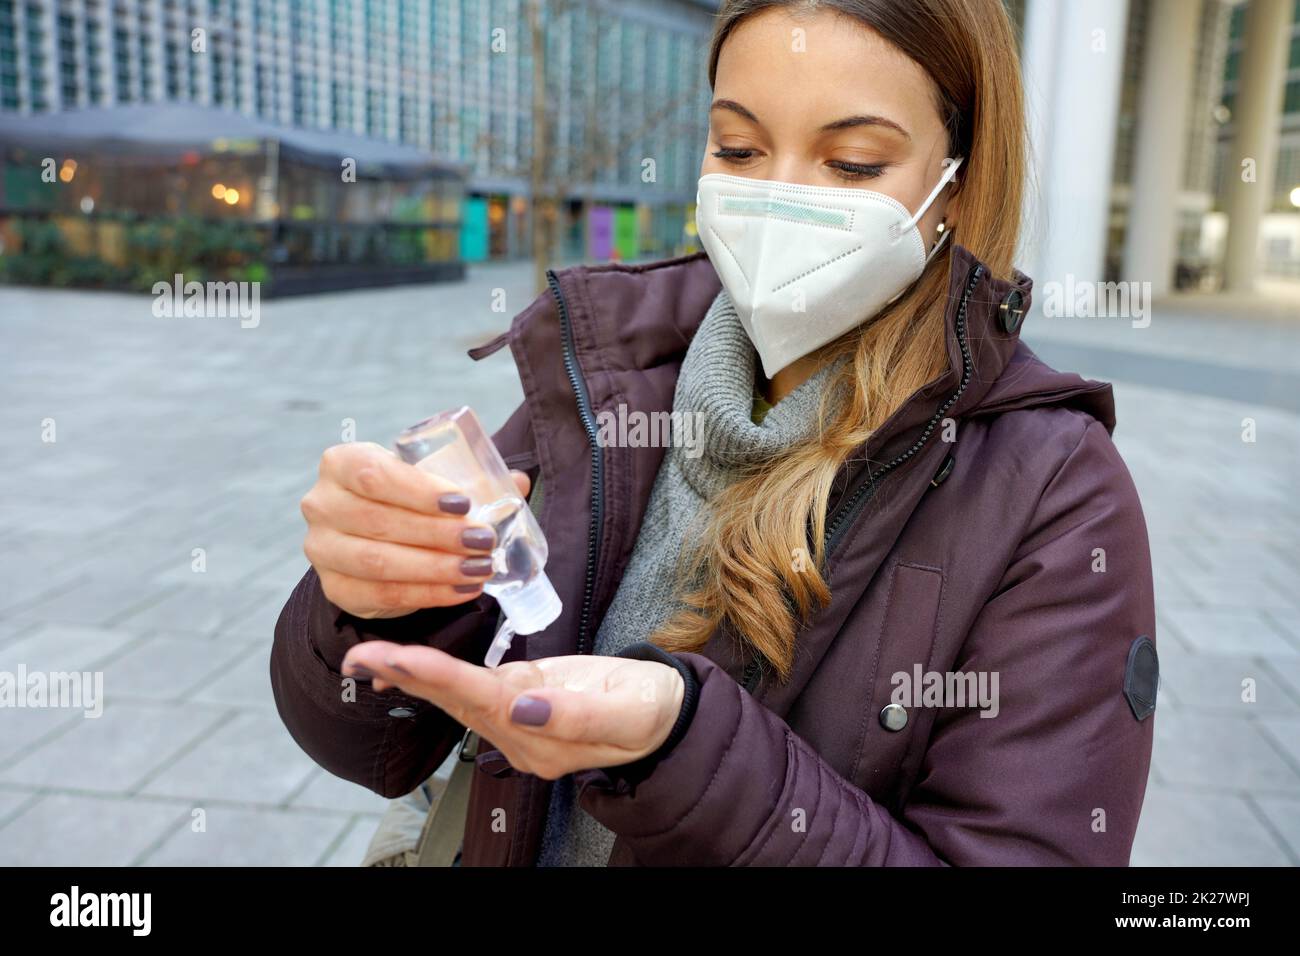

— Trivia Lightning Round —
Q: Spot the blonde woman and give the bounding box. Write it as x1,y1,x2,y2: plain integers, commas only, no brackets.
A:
272,0,1157,866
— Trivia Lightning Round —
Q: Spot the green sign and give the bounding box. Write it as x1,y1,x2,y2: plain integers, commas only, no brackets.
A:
614,205,638,261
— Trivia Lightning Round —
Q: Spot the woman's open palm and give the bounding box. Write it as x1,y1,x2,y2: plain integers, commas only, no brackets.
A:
341,641,684,780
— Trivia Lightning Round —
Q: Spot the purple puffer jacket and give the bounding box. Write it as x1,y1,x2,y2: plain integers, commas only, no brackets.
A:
270,244,1157,866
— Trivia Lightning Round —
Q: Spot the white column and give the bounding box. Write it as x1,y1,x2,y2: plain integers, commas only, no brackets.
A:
1123,0,1203,296
1020,0,1131,288
1222,0,1294,291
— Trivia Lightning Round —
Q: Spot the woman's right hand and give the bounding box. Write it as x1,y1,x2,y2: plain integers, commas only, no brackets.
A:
300,441,531,619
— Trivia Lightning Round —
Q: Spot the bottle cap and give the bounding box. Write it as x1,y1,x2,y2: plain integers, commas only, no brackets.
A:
495,573,562,636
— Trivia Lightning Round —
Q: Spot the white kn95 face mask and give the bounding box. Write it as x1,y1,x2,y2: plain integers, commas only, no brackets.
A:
694,156,963,379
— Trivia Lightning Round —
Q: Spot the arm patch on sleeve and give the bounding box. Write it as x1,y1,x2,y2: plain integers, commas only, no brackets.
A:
1123,635,1159,721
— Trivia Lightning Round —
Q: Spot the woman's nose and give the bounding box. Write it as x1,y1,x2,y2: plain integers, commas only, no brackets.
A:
765,161,818,187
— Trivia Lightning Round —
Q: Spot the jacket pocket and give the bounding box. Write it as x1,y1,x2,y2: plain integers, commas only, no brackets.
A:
850,561,944,805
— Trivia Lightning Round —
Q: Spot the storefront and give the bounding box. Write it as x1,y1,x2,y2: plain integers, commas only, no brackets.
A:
0,103,467,295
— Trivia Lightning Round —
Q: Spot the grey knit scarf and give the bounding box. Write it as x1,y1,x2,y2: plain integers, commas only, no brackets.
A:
535,288,847,867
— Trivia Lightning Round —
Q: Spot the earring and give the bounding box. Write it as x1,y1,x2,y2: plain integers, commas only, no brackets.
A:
933,217,948,249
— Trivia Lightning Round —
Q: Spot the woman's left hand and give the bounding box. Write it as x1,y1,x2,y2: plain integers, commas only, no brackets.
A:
340,641,685,780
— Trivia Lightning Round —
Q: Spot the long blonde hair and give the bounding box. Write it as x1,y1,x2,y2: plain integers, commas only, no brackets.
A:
650,0,1026,682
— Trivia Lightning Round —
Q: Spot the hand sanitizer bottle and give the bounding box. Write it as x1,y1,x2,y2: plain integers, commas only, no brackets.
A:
394,406,561,667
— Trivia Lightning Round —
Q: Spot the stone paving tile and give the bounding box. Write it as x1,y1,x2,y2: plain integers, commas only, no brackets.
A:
96,633,246,703
318,815,385,867
149,543,289,588
1257,716,1300,771
0,707,86,765
227,588,299,646
108,582,282,637
1157,651,1299,715
5,574,170,628
1154,608,1196,656
187,639,278,710
0,554,96,616
1253,794,1300,862
1264,657,1300,702
290,768,394,816
140,806,355,866
0,793,192,866
1152,712,1300,793
0,789,39,829
1174,570,1299,614
0,500,141,537
0,622,142,673
1263,612,1300,653
241,556,315,601
0,700,226,793
1129,784,1293,866
1159,605,1300,659
136,710,320,806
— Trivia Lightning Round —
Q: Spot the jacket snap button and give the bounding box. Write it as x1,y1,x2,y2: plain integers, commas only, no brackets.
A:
999,289,1025,334
930,454,955,487
387,707,416,718
879,703,908,732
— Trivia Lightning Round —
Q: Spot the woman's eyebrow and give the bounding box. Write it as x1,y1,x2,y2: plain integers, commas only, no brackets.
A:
819,114,911,139
710,98,760,123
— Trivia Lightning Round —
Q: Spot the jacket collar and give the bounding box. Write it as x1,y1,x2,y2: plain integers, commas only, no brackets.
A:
497,245,1115,469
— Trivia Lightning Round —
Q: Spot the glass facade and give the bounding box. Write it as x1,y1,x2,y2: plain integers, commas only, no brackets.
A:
0,0,716,262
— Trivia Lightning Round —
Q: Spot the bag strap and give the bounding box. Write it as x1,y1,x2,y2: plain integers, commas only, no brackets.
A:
414,728,479,867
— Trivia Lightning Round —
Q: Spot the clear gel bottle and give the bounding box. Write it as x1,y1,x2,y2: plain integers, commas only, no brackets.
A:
395,406,561,667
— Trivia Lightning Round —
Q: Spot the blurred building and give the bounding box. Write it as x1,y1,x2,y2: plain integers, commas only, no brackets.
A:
0,0,717,265
0,102,466,293
1018,0,1300,296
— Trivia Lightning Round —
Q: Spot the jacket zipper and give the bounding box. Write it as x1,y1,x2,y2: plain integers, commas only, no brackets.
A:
546,270,603,656
743,263,984,695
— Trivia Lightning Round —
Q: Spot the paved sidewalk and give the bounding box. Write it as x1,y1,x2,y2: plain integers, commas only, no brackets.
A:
0,264,1297,866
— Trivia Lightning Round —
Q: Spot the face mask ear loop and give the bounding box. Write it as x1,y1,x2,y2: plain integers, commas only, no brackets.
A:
898,156,964,235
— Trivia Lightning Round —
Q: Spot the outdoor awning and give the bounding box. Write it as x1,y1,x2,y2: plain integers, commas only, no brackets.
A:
0,103,466,181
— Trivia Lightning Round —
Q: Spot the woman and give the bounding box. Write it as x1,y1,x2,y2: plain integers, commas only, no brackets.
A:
271,0,1157,866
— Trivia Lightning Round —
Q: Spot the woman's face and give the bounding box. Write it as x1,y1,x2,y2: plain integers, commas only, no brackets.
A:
702,8,957,248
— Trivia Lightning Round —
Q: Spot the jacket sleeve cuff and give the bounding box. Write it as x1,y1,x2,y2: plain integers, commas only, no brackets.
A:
587,641,700,789
573,642,703,795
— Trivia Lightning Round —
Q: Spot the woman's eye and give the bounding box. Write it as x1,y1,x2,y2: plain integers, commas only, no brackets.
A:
827,160,886,181
712,147,757,164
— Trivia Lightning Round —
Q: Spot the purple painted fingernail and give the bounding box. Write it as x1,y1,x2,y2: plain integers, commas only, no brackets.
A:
438,493,471,515
453,583,483,594
384,659,414,676
346,664,375,680
461,527,496,551
510,696,551,726
460,556,494,577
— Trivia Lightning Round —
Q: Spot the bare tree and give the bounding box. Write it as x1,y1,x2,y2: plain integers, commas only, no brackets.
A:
471,0,705,294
